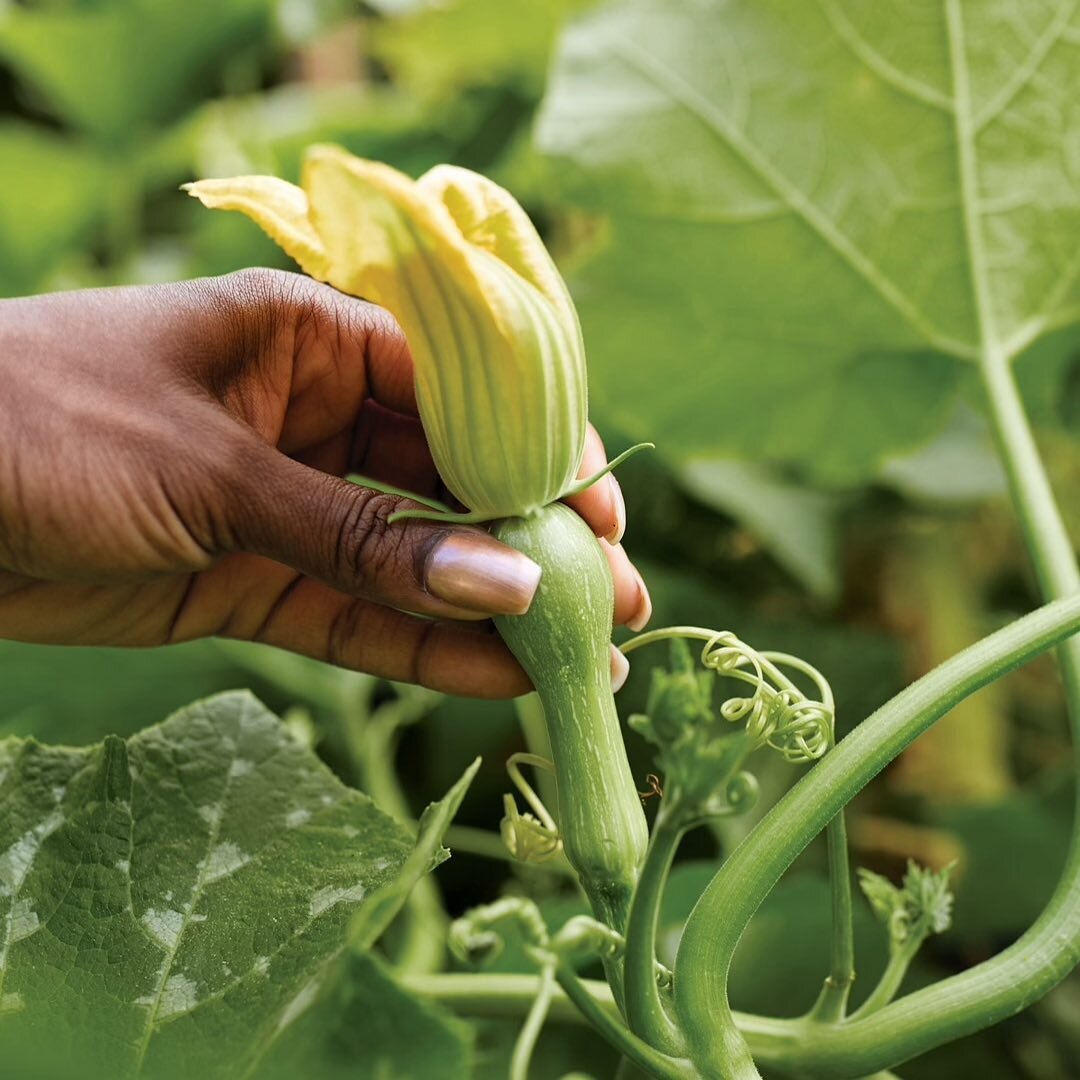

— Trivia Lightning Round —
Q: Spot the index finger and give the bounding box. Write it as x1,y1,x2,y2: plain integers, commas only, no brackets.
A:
562,426,626,544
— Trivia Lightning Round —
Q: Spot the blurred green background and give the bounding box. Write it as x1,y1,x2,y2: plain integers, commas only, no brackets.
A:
2,1,1079,1076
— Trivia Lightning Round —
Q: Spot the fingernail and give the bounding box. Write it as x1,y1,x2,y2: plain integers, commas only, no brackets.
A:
626,567,652,632
606,477,626,544
611,646,630,692
426,534,541,615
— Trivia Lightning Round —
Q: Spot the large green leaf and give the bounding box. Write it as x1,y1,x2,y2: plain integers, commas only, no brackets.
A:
0,0,274,141
679,458,844,598
250,950,470,1080
349,756,480,951
0,691,414,1080
537,0,1080,481
370,0,588,101
0,123,108,296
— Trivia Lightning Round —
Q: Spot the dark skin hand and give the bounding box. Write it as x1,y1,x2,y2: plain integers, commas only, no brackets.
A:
0,269,651,698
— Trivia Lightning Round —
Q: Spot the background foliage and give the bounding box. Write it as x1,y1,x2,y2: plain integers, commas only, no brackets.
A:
1,1,1078,1076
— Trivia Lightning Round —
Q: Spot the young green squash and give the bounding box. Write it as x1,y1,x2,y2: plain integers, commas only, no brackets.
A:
494,502,648,930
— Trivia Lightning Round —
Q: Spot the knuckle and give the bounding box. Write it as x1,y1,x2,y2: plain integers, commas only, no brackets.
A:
222,266,295,310
216,268,307,358
294,282,409,365
331,489,412,594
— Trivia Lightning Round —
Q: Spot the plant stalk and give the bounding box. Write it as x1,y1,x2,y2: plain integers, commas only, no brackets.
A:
852,937,923,1020
624,804,686,1052
809,810,856,1022
555,965,699,1080
671,593,1080,1077
403,971,804,1051
511,961,557,1080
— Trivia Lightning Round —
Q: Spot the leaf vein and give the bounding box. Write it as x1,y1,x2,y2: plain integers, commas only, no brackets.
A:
973,0,1079,133
818,0,954,113
604,30,978,361
131,745,241,1073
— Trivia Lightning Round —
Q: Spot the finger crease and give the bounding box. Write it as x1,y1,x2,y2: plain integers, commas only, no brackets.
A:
252,572,307,643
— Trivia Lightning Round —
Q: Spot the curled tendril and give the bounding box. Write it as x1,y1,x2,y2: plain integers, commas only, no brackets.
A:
624,627,836,765
724,770,760,814
451,898,563,1080
700,633,833,761
449,896,549,967
500,753,563,864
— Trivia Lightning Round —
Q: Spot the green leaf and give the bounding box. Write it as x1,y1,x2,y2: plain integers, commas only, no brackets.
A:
0,691,414,1080
0,0,274,141
537,0,1080,481
250,950,470,1080
679,458,843,599
857,868,905,928
0,123,108,296
857,859,955,949
902,860,955,936
878,402,1007,504
349,756,481,951
370,0,588,101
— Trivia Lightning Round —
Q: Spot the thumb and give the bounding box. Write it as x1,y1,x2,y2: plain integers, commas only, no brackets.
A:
227,441,541,619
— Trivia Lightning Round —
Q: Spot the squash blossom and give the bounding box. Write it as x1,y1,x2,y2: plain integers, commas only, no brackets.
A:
188,148,652,931
184,145,590,521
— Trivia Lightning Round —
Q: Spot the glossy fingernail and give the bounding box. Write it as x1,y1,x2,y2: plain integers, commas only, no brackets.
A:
611,646,630,692
426,533,541,615
607,476,626,544
626,566,652,632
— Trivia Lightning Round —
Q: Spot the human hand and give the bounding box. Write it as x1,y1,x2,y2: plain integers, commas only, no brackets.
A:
0,269,650,697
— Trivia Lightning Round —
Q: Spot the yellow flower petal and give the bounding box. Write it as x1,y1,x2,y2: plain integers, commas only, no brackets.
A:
419,164,580,335
302,145,539,512
182,176,330,280
186,146,589,519
417,166,588,502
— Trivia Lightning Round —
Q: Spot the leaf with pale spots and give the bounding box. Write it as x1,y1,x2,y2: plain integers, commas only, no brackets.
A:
0,691,416,1079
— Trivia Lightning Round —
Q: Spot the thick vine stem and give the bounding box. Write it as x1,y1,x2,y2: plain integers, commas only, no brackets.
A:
672,594,1080,1078
624,804,687,1054
401,971,804,1051
555,965,699,1080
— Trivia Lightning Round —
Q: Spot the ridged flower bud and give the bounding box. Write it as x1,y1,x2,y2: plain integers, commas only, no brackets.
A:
185,145,588,520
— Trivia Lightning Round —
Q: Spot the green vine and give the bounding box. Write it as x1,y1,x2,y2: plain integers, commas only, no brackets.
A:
673,593,1080,1078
